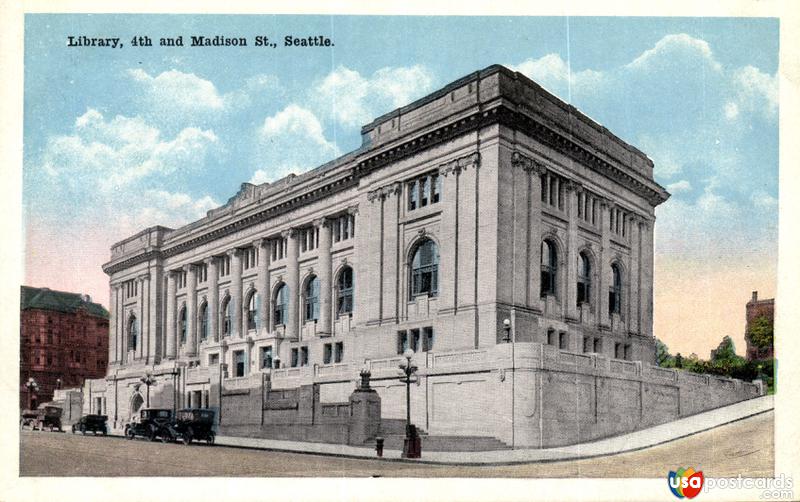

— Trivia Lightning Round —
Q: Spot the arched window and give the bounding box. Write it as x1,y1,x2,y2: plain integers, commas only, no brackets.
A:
577,252,591,305
410,239,439,298
128,315,138,351
540,240,557,297
221,297,231,337
179,306,187,344
274,284,288,327
304,275,320,322
247,292,260,331
609,264,622,315
337,266,354,316
199,302,208,341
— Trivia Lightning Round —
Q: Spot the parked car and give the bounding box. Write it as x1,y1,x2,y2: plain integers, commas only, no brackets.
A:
124,408,172,441
20,405,63,432
163,409,216,445
72,414,108,435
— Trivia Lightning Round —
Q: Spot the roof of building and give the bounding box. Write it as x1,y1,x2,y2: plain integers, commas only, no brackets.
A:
21,286,109,319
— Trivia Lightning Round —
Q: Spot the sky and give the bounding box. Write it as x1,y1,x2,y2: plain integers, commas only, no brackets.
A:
22,15,778,358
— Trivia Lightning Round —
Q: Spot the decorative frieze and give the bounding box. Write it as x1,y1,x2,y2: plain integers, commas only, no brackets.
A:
366,181,402,202
439,152,481,177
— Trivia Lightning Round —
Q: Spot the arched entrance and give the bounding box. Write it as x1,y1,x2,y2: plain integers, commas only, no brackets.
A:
130,393,144,421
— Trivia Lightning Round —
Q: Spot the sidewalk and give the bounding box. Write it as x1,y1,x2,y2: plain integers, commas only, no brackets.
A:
214,395,774,465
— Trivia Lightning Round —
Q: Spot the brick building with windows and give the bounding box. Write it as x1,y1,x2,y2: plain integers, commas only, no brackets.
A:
20,286,109,409
87,65,762,448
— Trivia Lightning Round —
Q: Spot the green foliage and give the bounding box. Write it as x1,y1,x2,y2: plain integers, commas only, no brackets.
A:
747,315,774,349
655,338,671,366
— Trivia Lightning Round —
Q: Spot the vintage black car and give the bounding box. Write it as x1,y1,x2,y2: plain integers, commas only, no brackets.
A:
20,405,63,432
124,408,172,441
164,409,216,445
72,414,108,435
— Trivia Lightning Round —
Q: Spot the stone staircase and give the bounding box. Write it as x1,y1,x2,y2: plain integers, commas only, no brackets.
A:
373,419,511,452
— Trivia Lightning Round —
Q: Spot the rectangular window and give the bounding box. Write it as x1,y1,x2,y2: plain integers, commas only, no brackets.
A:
559,332,568,350
291,348,299,368
260,346,273,369
323,343,332,365
243,247,258,270
593,337,602,354
397,331,408,355
300,346,309,366
624,344,632,361
422,327,434,352
583,337,592,353
409,328,421,352
233,350,245,377
300,227,319,253
219,255,231,277
615,343,623,359
407,171,441,211
547,329,556,346
332,214,356,243
334,342,344,363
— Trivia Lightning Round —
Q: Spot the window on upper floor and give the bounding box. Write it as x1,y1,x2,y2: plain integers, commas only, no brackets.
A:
198,263,208,283
222,297,232,337
271,236,288,261
410,239,439,299
233,350,245,377
408,171,441,211
332,213,356,243
273,284,288,327
540,240,558,298
176,270,187,289
199,302,209,341
243,246,258,270
397,327,434,354
219,255,231,277
577,252,592,306
178,306,187,344
304,275,320,322
609,264,622,316
247,291,260,331
260,346,273,370
540,172,565,210
300,227,319,253
336,266,354,316
128,315,138,351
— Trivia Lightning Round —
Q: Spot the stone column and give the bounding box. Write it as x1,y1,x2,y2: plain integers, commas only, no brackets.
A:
381,183,401,323
284,228,300,340
138,275,147,360
599,200,612,328
108,285,117,364
229,249,243,338
438,159,459,314
565,182,579,321
165,270,177,359
116,285,124,363
628,216,641,334
205,257,219,342
640,220,655,337
512,152,544,311
185,264,197,356
147,269,160,364
256,239,270,335
316,219,333,336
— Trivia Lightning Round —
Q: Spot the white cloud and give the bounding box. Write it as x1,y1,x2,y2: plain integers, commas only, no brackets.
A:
666,180,692,194
42,108,219,190
732,65,778,119
252,104,341,182
128,68,227,114
510,54,605,101
751,190,778,209
724,102,740,120
123,189,219,231
626,33,721,72
312,65,435,128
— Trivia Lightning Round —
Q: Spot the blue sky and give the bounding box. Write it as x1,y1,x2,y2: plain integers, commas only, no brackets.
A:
23,15,778,357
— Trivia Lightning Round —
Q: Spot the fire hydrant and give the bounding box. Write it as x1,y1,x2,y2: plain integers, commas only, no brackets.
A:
375,437,384,457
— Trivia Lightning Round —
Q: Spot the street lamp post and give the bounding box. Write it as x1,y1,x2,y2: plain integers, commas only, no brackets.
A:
398,348,420,458
502,318,515,448
139,372,157,408
56,378,62,390
25,377,39,409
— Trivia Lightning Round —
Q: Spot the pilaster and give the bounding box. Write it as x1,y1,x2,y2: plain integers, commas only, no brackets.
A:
380,183,401,323
165,270,177,359
284,228,300,340
108,285,118,364
185,264,197,357
315,220,333,335
599,199,611,328
565,181,580,321
205,257,219,342
229,248,243,338
255,239,270,335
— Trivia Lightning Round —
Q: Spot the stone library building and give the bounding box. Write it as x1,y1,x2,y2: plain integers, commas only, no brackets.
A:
87,65,761,448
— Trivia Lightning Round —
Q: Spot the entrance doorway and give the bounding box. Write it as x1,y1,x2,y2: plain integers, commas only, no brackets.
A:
130,393,144,421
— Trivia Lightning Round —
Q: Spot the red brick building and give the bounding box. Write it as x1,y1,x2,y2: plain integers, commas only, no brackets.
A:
20,286,109,409
745,290,774,361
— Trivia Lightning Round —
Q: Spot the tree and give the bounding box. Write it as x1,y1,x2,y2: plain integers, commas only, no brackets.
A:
674,353,683,369
747,315,774,349
655,338,672,367
711,336,738,362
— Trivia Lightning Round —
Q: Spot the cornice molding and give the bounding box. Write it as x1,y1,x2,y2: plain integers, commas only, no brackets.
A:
439,152,481,177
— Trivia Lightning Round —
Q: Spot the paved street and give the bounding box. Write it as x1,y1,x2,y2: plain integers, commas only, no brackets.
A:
19,411,773,477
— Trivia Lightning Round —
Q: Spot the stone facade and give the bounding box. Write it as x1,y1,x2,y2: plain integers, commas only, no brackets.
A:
88,65,760,446
20,286,109,409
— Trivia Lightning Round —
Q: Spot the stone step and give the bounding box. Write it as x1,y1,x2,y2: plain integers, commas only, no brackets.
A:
372,433,512,452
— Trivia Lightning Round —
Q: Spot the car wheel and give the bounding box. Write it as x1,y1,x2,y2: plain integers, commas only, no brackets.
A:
126,427,135,440
182,428,193,446
148,427,158,442
102,426,108,436
206,432,215,446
